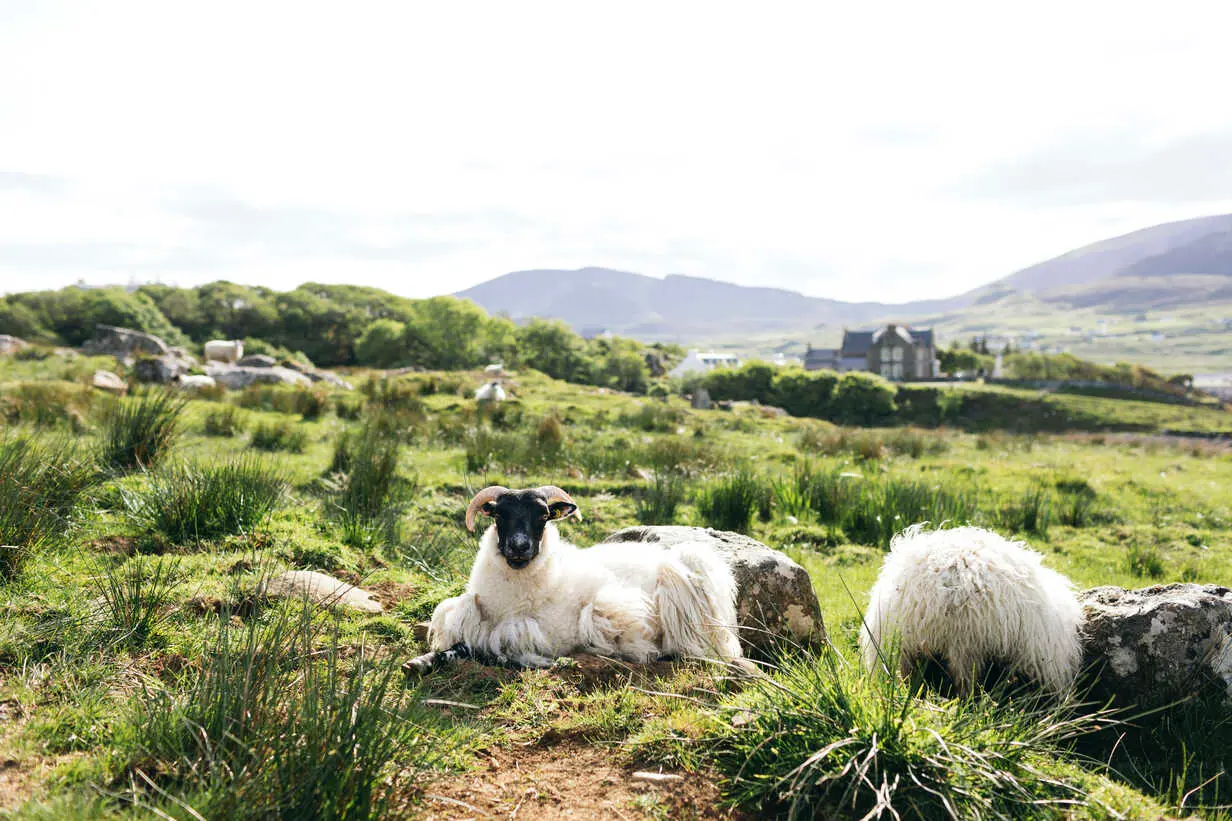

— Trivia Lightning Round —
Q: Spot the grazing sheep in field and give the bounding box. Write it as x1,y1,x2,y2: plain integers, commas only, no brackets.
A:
418,486,743,671
474,381,506,402
177,374,217,391
860,524,1082,696
204,339,243,364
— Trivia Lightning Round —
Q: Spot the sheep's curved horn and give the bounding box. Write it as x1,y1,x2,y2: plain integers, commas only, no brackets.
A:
535,486,582,522
465,486,509,532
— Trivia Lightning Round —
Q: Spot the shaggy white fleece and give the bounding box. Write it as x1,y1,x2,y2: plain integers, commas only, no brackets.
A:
429,523,743,667
860,524,1082,695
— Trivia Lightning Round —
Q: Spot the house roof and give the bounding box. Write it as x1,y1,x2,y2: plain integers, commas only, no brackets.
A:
841,327,934,356
839,331,875,356
804,348,839,368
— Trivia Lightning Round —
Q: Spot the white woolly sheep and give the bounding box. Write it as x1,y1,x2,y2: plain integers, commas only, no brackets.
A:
424,486,743,669
474,381,506,402
860,524,1082,695
176,374,217,391
204,339,243,364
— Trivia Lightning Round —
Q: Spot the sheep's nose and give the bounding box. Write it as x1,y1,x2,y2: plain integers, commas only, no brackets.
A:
506,534,533,556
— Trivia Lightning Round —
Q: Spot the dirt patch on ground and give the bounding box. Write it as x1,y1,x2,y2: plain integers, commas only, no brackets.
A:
367,580,419,609
413,740,743,820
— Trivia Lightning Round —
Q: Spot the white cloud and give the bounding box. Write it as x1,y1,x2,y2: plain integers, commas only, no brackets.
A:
2,1,1231,301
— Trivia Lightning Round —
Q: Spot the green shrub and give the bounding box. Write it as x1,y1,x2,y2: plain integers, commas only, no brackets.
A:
294,388,329,420
634,472,687,525
0,437,97,576
249,420,308,453
695,471,772,534
124,457,285,542
98,389,186,471
772,368,837,418
619,402,684,432
830,372,897,426
334,395,364,420
203,405,245,437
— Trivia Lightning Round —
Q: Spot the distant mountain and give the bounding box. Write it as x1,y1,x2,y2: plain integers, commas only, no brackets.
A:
454,215,1232,366
455,266,931,341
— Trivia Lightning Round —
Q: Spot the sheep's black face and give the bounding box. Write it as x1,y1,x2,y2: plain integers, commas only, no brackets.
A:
484,490,577,570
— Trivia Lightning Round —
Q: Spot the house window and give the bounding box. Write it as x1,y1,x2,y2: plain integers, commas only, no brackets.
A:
880,364,891,378
892,347,903,363
880,347,891,363
892,363,903,379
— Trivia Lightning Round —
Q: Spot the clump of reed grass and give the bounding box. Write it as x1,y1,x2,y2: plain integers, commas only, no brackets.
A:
123,457,285,542
90,555,184,646
713,649,1104,820
249,420,308,452
695,471,773,534
633,471,687,525
203,405,245,437
98,389,186,471
324,414,417,545
0,436,98,576
997,482,1053,536
1125,543,1165,578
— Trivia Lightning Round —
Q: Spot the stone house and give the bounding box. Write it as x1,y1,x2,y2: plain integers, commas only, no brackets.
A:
804,323,936,381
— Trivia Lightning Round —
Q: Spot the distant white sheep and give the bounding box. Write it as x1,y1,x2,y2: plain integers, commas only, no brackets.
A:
474,381,506,402
204,339,243,364
177,374,217,391
860,524,1082,695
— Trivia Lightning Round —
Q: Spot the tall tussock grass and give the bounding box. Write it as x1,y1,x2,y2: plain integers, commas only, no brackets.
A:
90,555,184,646
203,405,245,437
0,380,94,431
325,413,416,544
123,457,285,542
117,605,451,819
99,389,186,471
249,419,308,452
714,650,1108,820
634,471,687,524
695,471,773,534
0,436,97,576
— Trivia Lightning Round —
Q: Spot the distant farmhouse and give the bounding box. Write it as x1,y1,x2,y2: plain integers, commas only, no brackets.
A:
669,349,742,378
805,323,937,381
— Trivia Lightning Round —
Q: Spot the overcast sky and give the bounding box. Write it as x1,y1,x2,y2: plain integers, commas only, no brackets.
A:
3,1,1232,303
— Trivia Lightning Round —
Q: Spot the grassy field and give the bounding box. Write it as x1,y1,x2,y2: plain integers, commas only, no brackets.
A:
1,354,1230,819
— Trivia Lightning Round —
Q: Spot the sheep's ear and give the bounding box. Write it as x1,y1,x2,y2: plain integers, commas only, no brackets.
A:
548,501,580,523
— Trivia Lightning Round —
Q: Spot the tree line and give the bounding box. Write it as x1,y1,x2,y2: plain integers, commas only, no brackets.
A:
0,282,675,393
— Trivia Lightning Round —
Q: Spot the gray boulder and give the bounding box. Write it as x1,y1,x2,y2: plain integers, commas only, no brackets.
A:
600,526,826,660
236,354,278,368
82,324,169,364
691,388,712,410
206,364,312,389
259,570,383,614
0,335,28,355
91,369,128,395
132,354,190,384
1079,584,1232,708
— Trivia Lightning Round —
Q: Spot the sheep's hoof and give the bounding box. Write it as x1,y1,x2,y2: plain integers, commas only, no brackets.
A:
402,652,438,678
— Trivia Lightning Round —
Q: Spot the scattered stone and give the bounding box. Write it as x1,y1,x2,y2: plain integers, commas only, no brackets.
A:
1079,583,1232,708
132,354,190,384
0,335,28,355
600,526,827,660
631,771,683,784
236,353,278,368
82,324,170,364
91,369,128,395
691,388,712,410
258,570,383,614
206,364,312,389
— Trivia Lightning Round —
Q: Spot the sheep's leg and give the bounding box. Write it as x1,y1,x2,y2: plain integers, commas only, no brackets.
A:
427,592,487,652
583,587,658,662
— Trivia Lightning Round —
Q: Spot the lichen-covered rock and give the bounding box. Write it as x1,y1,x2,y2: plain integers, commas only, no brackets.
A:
206,364,312,389
259,570,383,614
600,525,826,660
0,335,28,355
82,324,169,364
236,353,278,368
133,354,190,384
91,369,128,395
1079,584,1232,708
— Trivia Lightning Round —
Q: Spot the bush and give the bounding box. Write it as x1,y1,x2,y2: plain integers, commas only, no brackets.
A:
203,406,245,437
124,457,285,542
0,437,97,576
619,402,684,433
99,389,187,471
830,372,897,426
695,471,772,534
634,472,687,525
772,368,838,418
294,388,329,420
249,420,308,453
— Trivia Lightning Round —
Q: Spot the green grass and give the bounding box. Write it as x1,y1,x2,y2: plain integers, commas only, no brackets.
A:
98,388,187,471
0,435,97,576
249,419,309,452
122,456,286,542
1,361,1230,819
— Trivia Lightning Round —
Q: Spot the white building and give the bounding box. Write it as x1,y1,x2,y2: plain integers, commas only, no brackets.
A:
668,349,742,378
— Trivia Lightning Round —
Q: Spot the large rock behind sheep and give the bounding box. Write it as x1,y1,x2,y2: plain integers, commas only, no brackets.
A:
206,364,312,389
82,324,169,364
600,526,826,660
1079,584,1232,708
